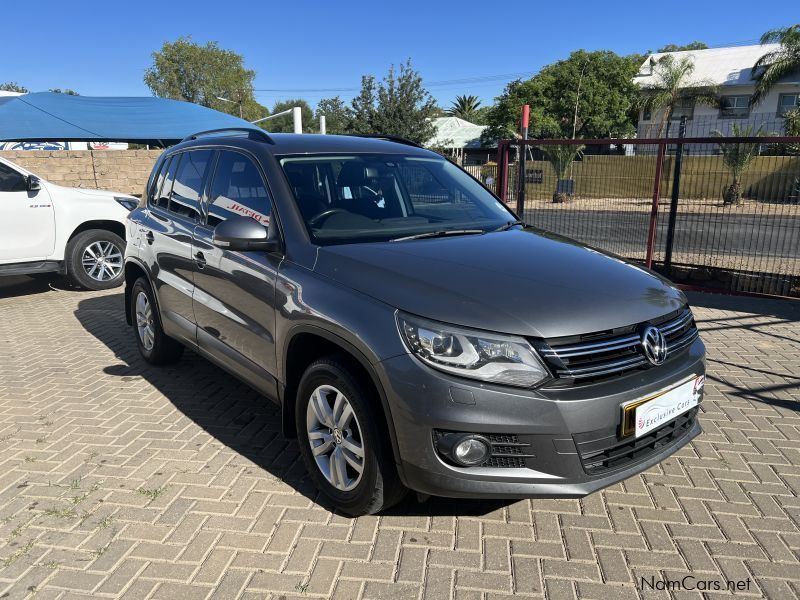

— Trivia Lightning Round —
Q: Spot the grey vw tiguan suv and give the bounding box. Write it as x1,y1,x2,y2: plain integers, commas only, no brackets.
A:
124,129,705,516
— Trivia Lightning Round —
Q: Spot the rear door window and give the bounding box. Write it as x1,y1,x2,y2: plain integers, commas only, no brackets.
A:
207,151,271,227
152,155,177,210
170,150,213,221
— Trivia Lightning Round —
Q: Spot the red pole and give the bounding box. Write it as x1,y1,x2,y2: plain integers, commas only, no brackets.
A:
645,142,666,269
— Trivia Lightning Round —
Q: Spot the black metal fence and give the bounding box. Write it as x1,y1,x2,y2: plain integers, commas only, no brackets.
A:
489,130,800,298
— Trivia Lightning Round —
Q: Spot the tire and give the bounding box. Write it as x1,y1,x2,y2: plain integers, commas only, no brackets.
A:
65,229,125,290
130,277,184,365
295,356,406,516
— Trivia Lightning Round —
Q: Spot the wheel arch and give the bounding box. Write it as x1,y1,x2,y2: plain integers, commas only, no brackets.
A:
67,220,127,244
281,325,402,468
123,259,151,326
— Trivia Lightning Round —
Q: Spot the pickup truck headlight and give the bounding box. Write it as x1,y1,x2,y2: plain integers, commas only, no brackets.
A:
114,196,137,211
397,313,550,387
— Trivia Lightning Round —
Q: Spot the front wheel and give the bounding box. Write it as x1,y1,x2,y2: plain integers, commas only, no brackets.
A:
65,229,125,290
295,357,406,516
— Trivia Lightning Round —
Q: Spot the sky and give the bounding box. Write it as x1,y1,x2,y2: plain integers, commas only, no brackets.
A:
2,0,798,110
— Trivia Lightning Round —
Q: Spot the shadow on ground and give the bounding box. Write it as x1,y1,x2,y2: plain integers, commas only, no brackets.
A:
686,291,800,412
0,274,79,299
74,292,511,517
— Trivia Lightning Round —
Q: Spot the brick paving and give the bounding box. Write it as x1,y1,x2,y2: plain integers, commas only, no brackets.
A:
0,276,798,599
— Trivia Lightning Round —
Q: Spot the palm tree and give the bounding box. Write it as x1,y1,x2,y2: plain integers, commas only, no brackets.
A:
537,144,585,203
751,24,800,106
447,95,481,122
639,55,718,136
712,124,768,205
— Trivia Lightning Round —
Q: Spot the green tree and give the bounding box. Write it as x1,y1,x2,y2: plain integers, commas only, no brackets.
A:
712,124,768,204
751,24,800,105
784,108,800,155
657,42,708,52
315,96,351,134
268,99,315,133
347,60,437,144
49,88,79,95
537,144,585,203
143,36,267,121
639,54,718,136
482,50,642,143
0,82,28,93
447,94,482,121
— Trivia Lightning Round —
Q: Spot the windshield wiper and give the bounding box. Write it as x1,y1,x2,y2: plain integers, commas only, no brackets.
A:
391,229,485,242
492,220,526,232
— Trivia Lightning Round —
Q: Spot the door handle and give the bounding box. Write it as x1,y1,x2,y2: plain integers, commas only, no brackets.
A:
194,251,207,268
145,231,154,245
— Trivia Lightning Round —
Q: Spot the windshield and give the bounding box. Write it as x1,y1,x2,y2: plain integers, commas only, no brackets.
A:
279,154,514,244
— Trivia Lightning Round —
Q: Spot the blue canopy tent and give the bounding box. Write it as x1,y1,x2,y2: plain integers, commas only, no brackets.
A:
0,92,260,146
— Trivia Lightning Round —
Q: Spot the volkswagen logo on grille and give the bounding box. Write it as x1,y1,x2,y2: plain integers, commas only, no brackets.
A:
640,325,667,366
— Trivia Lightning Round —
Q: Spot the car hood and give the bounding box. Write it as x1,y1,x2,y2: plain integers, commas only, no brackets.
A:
72,187,135,200
313,228,686,339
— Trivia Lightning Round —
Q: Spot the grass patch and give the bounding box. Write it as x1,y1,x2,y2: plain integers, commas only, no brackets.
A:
43,507,77,520
2,540,34,567
295,582,310,594
136,486,168,502
97,515,114,530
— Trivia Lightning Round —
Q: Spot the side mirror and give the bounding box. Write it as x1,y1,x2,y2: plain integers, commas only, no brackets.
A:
212,215,283,253
27,175,41,192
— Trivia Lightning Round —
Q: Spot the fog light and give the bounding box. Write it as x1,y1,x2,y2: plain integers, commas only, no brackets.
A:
437,433,491,467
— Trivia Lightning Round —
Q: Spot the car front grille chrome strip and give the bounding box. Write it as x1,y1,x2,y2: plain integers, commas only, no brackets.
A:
541,308,699,382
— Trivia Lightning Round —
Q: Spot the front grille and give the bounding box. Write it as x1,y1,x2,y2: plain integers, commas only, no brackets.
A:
538,308,699,384
574,407,698,475
433,431,533,468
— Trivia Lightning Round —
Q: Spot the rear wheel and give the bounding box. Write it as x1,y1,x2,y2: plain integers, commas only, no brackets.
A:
295,357,406,516
130,277,184,365
65,229,125,290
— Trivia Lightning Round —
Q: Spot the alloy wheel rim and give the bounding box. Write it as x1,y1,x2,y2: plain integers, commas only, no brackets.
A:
135,291,155,351
82,240,123,281
306,384,365,492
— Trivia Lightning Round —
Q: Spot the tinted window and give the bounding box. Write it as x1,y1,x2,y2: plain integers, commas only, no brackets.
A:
147,156,169,204
207,151,271,227
170,150,213,220
153,155,177,209
0,162,28,193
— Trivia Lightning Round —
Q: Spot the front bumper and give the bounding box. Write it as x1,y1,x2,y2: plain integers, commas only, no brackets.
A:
377,336,705,498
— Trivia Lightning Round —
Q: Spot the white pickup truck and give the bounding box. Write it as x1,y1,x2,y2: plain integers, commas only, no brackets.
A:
0,156,137,290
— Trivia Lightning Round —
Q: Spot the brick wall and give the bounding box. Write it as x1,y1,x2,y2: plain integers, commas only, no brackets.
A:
0,150,163,196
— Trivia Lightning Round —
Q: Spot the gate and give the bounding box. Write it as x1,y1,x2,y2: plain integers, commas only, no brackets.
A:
491,132,800,298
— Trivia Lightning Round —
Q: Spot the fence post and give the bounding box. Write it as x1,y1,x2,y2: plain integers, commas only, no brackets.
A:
663,116,687,274
645,142,667,269
515,105,530,218
496,141,509,202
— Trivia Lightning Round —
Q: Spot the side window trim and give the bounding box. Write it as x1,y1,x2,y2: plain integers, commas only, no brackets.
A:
198,150,221,229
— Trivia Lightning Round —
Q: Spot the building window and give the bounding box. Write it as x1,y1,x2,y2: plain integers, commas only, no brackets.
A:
720,95,751,118
642,107,652,121
778,93,799,116
670,97,694,120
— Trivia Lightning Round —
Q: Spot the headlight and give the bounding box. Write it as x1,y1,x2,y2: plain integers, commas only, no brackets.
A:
114,196,138,211
397,313,550,387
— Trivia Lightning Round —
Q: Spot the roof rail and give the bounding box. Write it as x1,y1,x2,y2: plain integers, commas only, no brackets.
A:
348,134,422,148
182,127,273,143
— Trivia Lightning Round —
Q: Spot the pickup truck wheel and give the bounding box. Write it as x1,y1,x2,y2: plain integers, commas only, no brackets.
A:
65,229,125,290
296,357,406,516
130,277,184,365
